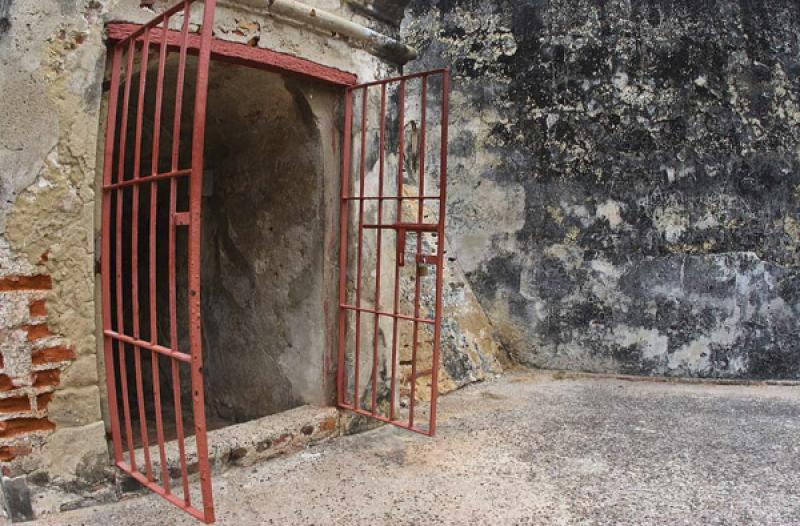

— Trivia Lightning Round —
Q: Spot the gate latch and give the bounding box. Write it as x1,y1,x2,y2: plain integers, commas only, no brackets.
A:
392,222,437,267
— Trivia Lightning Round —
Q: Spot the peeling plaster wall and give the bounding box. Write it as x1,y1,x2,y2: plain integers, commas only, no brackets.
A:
403,0,800,379
200,64,335,421
0,0,504,518
0,0,112,512
0,0,420,518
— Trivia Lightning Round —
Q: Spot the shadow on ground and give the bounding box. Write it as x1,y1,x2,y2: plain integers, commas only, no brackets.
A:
33,371,800,525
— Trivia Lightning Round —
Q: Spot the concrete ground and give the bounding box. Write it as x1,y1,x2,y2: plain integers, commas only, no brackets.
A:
34,371,800,525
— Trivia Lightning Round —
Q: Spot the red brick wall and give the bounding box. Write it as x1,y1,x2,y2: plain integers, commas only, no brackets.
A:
0,263,75,465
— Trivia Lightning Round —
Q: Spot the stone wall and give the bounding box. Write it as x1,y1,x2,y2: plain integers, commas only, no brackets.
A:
0,0,504,519
402,0,800,379
0,0,400,518
1,1,114,518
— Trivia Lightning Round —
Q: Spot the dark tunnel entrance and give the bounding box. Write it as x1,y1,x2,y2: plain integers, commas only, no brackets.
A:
105,55,341,446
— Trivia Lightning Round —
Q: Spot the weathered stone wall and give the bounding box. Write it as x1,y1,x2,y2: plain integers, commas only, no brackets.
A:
0,0,504,518
1,1,113,518
403,0,800,379
200,63,336,421
0,0,416,518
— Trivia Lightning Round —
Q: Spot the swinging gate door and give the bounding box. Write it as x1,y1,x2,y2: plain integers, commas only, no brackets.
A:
337,69,450,435
100,1,216,522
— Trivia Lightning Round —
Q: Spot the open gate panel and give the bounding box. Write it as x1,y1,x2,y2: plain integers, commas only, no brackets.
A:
101,1,216,522
337,69,450,436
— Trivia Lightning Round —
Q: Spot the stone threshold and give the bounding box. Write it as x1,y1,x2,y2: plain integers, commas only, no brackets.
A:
31,405,376,517
119,405,343,492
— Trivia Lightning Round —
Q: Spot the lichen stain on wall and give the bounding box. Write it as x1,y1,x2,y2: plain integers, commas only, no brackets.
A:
403,0,800,378
0,2,117,510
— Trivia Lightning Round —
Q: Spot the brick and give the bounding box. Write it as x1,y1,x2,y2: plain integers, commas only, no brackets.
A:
36,392,54,411
29,299,47,317
26,323,53,341
33,369,61,388
0,417,55,438
0,374,13,391
27,323,54,341
318,416,338,432
0,275,52,291
32,346,75,365
0,396,31,413
0,445,32,462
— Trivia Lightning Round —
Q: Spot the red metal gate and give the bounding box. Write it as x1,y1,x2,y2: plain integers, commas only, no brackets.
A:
337,70,450,435
100,1,216,522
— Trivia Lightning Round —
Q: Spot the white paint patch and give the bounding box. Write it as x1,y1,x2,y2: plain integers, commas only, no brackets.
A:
451,178,526,274
612,71,629,91
667,324,742,374
611,326,669,361
589,258,617,276
694,74,708,87
654,204,689,242
695,210,720,229
596,199,623,228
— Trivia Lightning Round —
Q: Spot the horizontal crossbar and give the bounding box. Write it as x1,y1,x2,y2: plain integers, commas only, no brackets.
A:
106,22,358,86
104,330,192,363
102,168,192,190
339,304,435,325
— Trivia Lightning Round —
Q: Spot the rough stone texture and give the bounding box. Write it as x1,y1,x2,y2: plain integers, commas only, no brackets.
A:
133,405,341,480
31,372,800,525
200,64,339,420
402,0,800,379
397,195,508,399
0,0,117,512
1,476,34,523
0,0,504,519
0,0,423,519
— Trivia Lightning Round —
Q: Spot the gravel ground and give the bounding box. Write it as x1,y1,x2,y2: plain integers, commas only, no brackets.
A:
32,371,800,525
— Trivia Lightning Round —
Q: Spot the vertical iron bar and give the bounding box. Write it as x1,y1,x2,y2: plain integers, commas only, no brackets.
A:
188,1,218,520
408,76,428,427
102,45,124,465
171,1,190,172
429,70,449,435
116,39,137,471
131,27,153,481
389,79,405,421
419,78,427,205
353,86,368,408
170,1,192,505
169,195,190,505
337,89,354,407
370,84,386,415
149,15,171,492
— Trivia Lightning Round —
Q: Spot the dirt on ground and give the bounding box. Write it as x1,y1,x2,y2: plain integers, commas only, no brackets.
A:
31,371,800,525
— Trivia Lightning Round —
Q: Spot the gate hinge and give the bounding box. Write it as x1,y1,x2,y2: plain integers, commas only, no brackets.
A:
416,254,438,265
174,212,191,226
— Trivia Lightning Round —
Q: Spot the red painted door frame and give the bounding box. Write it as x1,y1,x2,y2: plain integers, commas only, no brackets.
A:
102,5,448,522
103,8,361,523
101,1,218,522
106,22,358,87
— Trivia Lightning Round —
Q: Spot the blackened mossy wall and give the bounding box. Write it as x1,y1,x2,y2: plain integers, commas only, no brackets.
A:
402,0,800,378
